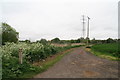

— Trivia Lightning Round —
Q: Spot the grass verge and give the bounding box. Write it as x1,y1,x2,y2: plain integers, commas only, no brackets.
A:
86,48,120,61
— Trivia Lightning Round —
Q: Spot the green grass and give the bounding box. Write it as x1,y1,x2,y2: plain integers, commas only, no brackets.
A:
91,43,120,61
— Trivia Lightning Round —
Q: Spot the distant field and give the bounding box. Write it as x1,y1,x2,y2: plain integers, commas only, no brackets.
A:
51,43,85,47
91,43,119,60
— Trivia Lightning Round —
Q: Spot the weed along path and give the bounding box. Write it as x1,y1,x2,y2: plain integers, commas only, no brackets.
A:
34,47,118,78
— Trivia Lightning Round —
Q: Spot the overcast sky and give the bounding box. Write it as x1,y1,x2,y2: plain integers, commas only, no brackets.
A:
1,0,119,41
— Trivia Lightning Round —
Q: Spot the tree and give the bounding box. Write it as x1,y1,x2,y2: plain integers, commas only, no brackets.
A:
106,38,114,43
80,37,87,43
91,38,97,44
70,39,75,43
37,39,47,45
0,27,2,46
76,38,81,43
51,38,60,43
1,23,19,45
25,40,31,43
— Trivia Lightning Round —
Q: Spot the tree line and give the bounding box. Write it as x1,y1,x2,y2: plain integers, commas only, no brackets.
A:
0,22,119,45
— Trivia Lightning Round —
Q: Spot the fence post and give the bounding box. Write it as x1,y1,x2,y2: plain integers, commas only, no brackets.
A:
19,48,23,64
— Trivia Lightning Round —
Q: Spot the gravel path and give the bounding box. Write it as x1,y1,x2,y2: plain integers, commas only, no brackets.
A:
34,47,118,78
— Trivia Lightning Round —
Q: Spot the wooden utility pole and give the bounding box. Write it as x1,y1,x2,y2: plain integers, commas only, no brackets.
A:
19,48,23,64
87,16,90,46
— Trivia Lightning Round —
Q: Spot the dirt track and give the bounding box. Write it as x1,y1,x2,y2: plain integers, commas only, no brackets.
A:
34,47,118,78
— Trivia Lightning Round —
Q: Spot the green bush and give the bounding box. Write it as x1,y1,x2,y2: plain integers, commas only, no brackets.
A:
1,42,60,78
1,42,82,78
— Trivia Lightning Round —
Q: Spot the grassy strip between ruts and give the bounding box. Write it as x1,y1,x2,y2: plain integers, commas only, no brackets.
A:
85,48,120,61
20,47,78,78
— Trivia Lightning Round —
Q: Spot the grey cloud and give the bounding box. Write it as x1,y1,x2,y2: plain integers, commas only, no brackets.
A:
1,0,119,41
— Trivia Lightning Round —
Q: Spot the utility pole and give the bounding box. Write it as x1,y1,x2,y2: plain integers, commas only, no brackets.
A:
87,16,90,46
19,48,23,64
82,15,85,39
